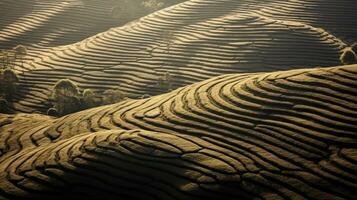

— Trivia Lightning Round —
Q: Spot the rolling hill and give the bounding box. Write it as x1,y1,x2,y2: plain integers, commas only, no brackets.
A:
254,0,357,43
1,0,356,199
0,64,356,199
0,0,185,50
7,0,356,113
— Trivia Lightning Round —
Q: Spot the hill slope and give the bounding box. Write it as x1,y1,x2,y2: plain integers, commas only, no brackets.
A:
255,0,357,43
11,0,354,113
1,64,356,199
0,0,185,50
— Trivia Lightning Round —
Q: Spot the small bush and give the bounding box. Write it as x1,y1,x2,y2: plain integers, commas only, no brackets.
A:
3,68,19,82
47,107,58,117
1,45,27,69
13,45,27,56
102,88,126,105
81,89,99,109
0,51,15,69
13,45,27,67
340,49,356,65
140,94,151,99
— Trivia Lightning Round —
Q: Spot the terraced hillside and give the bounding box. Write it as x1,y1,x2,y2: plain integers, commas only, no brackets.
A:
0,0,185,50
11,0,356,113
1,65,356,199
255,0,357,43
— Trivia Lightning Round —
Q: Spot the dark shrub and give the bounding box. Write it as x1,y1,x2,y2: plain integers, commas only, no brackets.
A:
47,107,58,117
0,98,8,113
340,49,356,65
13,45,27,67
102,88,126,105
3,68,19,82
0,69,19,100
82,89,98,109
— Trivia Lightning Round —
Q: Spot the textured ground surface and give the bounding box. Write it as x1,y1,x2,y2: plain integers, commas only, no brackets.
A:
0,0,184,49
1,0,356,199
0,65,356,199
2,0,356,113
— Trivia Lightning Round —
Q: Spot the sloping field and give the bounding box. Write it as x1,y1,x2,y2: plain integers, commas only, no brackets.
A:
0,0,122,50
254,0,357,43
10,0,354,113
0,0,184,50
1,65,356,199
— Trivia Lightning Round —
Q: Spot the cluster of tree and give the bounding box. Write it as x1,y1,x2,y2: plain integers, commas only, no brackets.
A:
47,79,130,116
340,43,357,65
0,45,26,113
47,72,174,116
0,68,19,99
0,69,19,113
102,87,127,105
1,45,27,69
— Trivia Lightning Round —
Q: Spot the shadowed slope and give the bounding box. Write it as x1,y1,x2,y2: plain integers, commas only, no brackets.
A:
0,0,185,50
1,65,356,199
0,0,121,49
12,0,348,113
255,0,357,42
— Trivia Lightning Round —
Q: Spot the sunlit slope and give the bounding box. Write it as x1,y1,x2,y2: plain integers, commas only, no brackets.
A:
1,65,356,199
12,0,350,113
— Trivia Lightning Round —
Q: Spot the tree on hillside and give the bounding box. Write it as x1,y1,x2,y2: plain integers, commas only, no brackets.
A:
47,80,130,116
0,98,12,114
13,45,27,67
0,69,19,100
49,79,82,116
1,45,27,69
82,89,99,109
0,51,15,69
340,49,357,65
102,87,126,105
47,107,58,117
